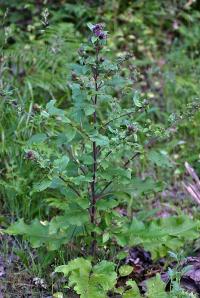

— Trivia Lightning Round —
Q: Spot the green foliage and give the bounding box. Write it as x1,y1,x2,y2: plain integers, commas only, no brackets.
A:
1,1,200,297
115,215,199,259
119,265,133,277
122,280,142,298
122,274,168,298
6,218,85,250
123,274,197,298
166,252,198,298
145,274,169,298
6,212,199,262
55,258,117,298
5,22,166,254
54,259,197,298
4,19,199,271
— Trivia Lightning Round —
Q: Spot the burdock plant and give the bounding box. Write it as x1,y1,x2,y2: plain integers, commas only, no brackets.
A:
6,22,200,298
7,24,167,256
69,23,147,255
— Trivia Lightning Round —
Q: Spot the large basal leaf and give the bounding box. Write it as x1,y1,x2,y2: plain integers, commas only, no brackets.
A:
92,260,117,291
56,258,91,298
115,215,199,259
55,258,117,298
6,217,85,250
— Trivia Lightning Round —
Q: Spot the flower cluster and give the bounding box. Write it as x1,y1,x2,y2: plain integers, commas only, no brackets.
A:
92,23,107,40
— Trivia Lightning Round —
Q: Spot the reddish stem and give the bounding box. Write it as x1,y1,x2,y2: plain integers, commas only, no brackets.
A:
90,45,99,256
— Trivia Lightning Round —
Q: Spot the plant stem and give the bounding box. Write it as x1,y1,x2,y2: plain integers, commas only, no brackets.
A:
102,109,136,127
90,45,99,256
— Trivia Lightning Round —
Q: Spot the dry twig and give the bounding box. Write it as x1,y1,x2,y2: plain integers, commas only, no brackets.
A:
183,162,200,204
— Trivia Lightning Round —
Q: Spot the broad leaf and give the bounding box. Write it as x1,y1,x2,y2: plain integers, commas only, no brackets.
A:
55,258,117,298
119,265,133,277
28,133,48,145
146,274,169,298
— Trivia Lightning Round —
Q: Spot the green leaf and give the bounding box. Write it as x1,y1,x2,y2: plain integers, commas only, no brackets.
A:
76,197,90,209
118,177,162,196
6,218,75,250
87,22,94,31
102,232,110,243
116,251,129,260
53,156,69,172
98,94,113,101
82,154,94,165
117,215,199,259
56,128,76,145
65,126,76,142
64,204,89,226
90,134,109,146
92,260,117,292
133,91,142,107
28,133,48,144
55,258,117,298
84,105,95,116
145,274,169,298
96,198,119,211
123,280,142,298
46,100,70,123
119,265,133,277
33,179,52,192
102,61,118,71
49,204,89,227
148,150,172,168
70,64,90,76
56,258,92,298
91,36,98,44
123,288,141,298
55,257,91,276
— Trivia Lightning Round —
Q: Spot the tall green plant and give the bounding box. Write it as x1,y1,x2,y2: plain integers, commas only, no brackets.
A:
6,24,199,259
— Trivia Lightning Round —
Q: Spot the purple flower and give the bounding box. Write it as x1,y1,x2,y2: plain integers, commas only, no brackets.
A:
92,23,107,39
99,32,107,40
92,23,104,35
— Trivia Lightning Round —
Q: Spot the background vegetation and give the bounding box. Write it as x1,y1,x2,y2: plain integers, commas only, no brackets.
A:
0,1,200,297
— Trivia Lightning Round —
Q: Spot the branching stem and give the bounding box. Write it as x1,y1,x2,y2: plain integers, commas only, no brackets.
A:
96,152,140,199
59,175,81,197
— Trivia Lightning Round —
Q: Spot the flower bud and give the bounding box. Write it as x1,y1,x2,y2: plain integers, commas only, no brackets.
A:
78,47,85,57
25,150,35,160
127,124,138,133
71,71,78,81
